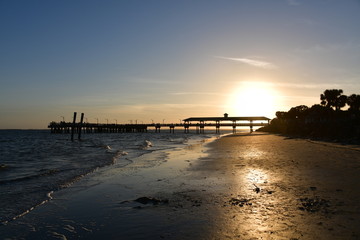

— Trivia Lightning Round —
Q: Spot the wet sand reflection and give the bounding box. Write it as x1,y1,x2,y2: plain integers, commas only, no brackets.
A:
206,133,360,239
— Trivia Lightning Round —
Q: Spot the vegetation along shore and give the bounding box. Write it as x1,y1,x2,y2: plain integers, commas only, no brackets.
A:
259,89,360,143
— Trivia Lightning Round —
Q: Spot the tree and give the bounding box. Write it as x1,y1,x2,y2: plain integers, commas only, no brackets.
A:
347,94,360,112
287,105,309,119
308,104,331,114
276,111,288,119
305,104,333,119
320,89,347,111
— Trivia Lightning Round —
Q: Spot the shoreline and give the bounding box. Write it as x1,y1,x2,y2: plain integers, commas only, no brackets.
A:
0,133,220,239
2,132,360,239
259,130,360,151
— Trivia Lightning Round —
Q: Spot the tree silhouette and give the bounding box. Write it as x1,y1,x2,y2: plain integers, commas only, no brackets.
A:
287,105,309,119
261,89,360,140
347,94,360,112
276,111,288,119
320,89,347,111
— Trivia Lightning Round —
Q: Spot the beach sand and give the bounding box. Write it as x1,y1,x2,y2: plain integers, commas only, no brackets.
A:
191,132,360,239
2,132,360,239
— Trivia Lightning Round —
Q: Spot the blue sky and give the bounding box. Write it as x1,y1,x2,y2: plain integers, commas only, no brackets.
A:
1,0,360,128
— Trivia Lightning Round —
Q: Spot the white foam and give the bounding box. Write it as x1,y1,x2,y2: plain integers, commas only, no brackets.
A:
143,140,153,148
63,224,76,233
50,231,67,240
47,191,54,200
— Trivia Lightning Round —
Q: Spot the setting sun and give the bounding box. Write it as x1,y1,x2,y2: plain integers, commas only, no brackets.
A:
226,81,278,118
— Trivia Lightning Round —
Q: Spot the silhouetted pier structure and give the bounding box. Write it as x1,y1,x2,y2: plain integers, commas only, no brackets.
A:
183,113,270,133
48,113,270,137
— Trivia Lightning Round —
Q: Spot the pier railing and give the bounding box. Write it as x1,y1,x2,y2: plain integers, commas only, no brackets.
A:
48,112,270,141
48,121,269,134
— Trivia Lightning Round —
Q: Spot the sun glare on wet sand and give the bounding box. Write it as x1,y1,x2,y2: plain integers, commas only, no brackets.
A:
227,81,279,118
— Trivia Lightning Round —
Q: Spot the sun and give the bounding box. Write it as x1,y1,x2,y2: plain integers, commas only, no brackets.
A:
226,81,278,118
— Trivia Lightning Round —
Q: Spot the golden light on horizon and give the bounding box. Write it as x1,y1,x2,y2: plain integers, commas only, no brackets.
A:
226,81,278,118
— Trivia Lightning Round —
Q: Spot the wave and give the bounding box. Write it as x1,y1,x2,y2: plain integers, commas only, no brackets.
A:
142,140,153,149
0,168,66,185
0,130,226,225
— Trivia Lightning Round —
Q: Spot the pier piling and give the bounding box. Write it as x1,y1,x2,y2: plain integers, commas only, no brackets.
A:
71,112,77,142
78,113,84,140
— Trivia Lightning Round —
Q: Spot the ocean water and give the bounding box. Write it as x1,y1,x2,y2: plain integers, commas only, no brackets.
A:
0,129,233,225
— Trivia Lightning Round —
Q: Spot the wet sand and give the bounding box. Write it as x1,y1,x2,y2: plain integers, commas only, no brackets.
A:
2,132,360,239
193,132,360,239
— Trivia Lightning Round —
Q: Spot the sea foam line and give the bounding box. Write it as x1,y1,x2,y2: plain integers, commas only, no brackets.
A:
1,191,55,225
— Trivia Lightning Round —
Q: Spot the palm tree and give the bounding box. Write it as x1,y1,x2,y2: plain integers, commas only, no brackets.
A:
320,89,347,111
347,94,360,112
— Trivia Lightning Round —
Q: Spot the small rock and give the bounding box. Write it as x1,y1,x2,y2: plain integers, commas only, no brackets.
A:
253,184,260,193
134,197,169,205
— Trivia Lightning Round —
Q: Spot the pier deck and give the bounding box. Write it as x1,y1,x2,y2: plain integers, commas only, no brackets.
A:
48,114,270,134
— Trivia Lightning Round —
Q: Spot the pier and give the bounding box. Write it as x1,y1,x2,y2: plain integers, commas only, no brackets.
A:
48,113,270,136
183,114,270,133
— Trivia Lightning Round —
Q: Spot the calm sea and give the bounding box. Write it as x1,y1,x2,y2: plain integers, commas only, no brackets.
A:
0,129,232,224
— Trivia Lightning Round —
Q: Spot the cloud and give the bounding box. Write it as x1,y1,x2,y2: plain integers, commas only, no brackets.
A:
272,82,342,89
216,56,278,69
294,42,360,54
237,80,347,90
169,92,226,96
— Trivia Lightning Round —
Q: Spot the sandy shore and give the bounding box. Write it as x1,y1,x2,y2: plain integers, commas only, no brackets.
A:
2,132,360,239
192,132,360,239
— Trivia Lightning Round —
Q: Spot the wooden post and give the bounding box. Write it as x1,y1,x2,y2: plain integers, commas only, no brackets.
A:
216,120,220,134
78,113,84,140
71,112,77,141
184,122,189,133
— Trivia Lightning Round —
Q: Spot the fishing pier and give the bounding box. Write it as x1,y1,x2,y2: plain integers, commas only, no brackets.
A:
48,113,270,140
182,114,270,133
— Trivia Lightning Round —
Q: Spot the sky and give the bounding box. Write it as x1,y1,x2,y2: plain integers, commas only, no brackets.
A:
1,0,360,129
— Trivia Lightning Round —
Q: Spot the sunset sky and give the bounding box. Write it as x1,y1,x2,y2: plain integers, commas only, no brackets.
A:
1,0,360,129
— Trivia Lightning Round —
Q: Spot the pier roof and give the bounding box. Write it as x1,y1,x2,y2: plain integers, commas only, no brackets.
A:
183,116,270,122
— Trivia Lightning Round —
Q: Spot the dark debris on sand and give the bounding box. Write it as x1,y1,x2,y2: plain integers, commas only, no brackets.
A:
229,197,253,207
120,197,169,209
134,197,169,205
298,197,331,213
